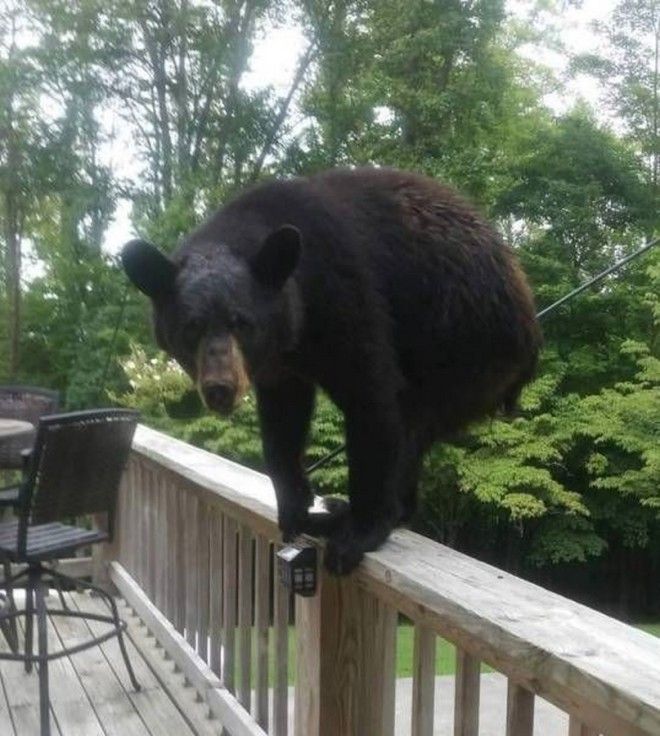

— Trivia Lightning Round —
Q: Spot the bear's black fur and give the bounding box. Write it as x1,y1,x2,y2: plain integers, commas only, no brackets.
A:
122,167,542,574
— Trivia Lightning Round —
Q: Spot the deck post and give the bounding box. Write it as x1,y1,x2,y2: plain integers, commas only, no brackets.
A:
295,561,397,736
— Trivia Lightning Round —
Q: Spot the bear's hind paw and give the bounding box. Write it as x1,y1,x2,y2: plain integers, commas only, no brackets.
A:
324,515,393,576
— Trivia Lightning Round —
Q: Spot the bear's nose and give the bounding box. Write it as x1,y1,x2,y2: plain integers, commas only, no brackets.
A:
201,382,235,415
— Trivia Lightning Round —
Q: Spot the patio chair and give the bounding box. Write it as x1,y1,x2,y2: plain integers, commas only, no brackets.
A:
0,408,141,736
0,385,60,472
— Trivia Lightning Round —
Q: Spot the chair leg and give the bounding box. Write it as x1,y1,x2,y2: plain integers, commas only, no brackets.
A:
35,576,51,736
33,567,140,693
24,574,35,674
51,570,141,692
105,592,141,692
1,559,18,652
53,576,68,611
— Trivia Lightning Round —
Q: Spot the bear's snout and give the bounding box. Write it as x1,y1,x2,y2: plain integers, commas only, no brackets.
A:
196,335,251,414
201,381,236,415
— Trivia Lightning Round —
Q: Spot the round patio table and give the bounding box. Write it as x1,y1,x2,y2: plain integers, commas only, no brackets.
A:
0,419,34,441
0,419,34,470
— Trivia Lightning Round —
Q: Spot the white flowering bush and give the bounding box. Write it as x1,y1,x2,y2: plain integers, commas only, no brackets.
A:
111,344,193,419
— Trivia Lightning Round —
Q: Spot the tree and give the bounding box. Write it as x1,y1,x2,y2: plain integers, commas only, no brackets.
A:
0,4,44,376
496,108,652,394
99,0,316,246
292,0,540,206
572,0,660,233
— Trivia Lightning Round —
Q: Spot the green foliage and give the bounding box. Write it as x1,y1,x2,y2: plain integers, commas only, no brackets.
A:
528,515,608,566
416,286,660,568
496,108,650,277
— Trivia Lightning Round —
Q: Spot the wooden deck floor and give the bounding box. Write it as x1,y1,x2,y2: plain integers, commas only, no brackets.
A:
0,590,223,736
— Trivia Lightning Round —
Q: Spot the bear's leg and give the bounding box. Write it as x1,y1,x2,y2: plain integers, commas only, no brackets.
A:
397,422,434,524
324,396,404,575
397,443,423,524
256,377,316,541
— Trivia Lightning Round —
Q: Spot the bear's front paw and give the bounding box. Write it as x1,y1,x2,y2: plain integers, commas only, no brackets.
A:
278,504,309,543
303,495,350,538
324,515,394,576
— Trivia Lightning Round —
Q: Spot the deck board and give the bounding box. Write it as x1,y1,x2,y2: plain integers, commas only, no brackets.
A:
0,589,220,736
0,597,62,735
44,607,106,736
0,651,16,735
113,596,223,736
48,592,151,736
71,592,208,736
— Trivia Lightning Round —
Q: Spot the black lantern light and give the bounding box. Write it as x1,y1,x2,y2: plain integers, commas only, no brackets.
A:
277,544,318,597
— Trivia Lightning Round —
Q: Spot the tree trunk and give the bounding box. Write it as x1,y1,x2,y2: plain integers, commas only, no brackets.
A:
3,191,21,379
3,24,22,379
652,13,659,235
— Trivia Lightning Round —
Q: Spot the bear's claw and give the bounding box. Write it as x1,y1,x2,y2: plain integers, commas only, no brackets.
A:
323,515,394,576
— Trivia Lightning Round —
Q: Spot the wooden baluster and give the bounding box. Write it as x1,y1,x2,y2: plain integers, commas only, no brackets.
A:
148,467,159,600
411,625,436,736
222,515,237,693
506,681,534,736
146,466,156,600
197,502,210,663
569,717,599,736
184,493,199,650
137,460,148,589
380,607,398,736
149,475,158,605
154,479,166,613
273,546,290,736
354,587,397,736
209,509,224,677
129,459,140,580
254,535,270,730
174,485,186,633
127,460,136,581
454,649,480,736
164,479,176,623
121,461,132,573
238,525,253,709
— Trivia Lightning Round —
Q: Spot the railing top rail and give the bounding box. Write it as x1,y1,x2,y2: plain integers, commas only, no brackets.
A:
130,424,660,736
133,424,279,537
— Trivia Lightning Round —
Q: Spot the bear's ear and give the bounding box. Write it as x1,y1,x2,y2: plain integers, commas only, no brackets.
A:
121,239,177,299
250,225,301,291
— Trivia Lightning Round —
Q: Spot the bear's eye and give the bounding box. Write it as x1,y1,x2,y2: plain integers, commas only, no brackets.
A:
182,319,204,350
229,312,255,336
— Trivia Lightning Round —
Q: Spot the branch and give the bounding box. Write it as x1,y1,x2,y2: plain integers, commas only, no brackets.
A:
215,0,258,181
248,40,318,183
190,55,224,173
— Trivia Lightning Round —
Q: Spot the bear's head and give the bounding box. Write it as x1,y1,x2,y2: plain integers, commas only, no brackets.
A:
121,225,302,415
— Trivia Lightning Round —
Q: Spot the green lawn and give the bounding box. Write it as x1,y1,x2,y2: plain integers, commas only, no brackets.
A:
638,623,660,637
242,621,660,686
246,624,480,686
395,625,459,677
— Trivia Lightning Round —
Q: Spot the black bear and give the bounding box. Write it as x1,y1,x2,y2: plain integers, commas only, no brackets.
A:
122,167,541,574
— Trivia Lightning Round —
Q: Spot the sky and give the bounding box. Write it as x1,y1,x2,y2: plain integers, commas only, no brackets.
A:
100,0,618,255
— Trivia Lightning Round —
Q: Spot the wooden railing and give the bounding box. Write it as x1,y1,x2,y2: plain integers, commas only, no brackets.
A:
103,424,660,736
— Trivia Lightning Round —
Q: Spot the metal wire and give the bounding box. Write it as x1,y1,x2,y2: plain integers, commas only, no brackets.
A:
535,236,660,319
